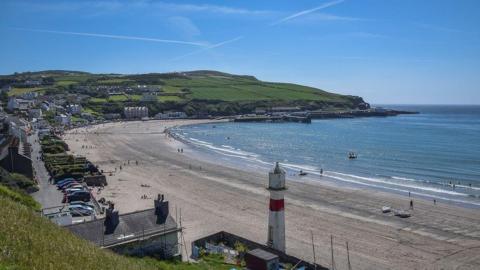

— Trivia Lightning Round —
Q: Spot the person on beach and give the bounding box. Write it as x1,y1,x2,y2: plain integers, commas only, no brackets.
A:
410,199,414,210
434,199,436,205
320,168,323,176
408,191,411,197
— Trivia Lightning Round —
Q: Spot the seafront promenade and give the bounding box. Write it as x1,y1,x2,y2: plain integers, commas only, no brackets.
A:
62,120,480,270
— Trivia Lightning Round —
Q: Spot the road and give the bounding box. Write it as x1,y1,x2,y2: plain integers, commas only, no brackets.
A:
29,132,63,209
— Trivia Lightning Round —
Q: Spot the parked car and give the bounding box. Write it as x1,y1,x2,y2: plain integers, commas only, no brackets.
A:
57,177,75,183
69,201,94,210
57,180,79,189
62,191,91,203
67,205,94,217
56,178,76,185
61,183,82,190
63,187,85,194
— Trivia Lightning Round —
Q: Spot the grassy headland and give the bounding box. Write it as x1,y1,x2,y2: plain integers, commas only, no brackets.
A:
0,70,367,117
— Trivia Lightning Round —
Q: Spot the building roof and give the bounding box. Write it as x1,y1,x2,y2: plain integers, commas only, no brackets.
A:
65,207,178,247
247,248,279,261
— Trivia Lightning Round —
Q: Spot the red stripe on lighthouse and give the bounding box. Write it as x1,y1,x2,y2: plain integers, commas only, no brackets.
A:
270,199,284,211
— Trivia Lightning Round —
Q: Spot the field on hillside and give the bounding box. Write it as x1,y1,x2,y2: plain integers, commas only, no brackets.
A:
1,70,365,116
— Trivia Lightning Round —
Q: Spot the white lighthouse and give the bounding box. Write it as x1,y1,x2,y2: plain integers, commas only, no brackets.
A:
267,162,286,252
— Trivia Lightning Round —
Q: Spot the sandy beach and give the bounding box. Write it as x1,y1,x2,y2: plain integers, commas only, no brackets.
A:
63,119,480,270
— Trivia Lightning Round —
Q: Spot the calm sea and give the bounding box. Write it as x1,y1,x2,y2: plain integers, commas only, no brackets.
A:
172,105,480,208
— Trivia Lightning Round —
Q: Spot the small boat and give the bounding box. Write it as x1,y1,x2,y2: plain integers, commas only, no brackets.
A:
348,152,357,159
394,210,411,218
299,170,308,176
381,206,392,213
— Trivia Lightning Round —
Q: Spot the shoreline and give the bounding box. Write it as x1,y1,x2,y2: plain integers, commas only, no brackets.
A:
63,119,480,269
169,122,480,210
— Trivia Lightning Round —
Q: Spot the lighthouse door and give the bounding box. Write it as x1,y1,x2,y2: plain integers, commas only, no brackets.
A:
268,226,273,245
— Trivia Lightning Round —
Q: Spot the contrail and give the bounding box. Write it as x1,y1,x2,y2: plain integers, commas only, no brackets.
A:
271,0,345,26
170,36,244,61
11,27,207,47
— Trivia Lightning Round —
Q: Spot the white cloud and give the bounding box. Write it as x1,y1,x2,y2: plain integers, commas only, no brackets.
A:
271,0,346,26
171,36,244,61
11,27,207,47
155,2,275,16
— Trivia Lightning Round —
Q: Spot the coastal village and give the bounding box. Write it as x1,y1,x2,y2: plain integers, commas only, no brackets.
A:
1,71,480,270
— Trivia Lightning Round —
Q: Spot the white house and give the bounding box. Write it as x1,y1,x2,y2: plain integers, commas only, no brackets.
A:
5,116,30,143
124,107,148,119
66,104,82,115
7,97,33,111
154,111,187,119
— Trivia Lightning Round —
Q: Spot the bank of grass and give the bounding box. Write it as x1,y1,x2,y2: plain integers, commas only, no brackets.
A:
0,186,233,270
8,87,45,96
0,185,40,210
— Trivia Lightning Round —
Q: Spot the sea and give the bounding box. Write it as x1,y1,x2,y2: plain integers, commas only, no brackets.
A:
171,105,480,208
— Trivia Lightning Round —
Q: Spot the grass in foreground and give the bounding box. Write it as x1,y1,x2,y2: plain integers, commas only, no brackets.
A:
0,187,233,270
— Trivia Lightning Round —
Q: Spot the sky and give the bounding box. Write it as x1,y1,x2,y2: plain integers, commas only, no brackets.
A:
0,0,479,104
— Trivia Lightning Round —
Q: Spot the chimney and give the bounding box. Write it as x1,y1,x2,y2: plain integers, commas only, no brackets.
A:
104,203,119,234
154,194,169,224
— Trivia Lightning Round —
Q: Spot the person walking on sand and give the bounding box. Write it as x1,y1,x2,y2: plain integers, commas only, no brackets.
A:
410,199,414,210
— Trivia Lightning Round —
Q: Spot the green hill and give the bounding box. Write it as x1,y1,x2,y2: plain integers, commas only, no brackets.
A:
0,70,368,116
0,186,231,270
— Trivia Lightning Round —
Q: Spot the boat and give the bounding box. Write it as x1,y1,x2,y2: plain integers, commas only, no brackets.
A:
348,152,357,159
394,210,411,218
381,206,392,213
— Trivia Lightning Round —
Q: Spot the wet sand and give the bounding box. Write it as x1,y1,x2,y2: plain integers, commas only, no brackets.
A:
63,120,480,270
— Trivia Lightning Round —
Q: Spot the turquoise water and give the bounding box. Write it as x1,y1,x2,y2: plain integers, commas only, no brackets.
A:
172,105,480,207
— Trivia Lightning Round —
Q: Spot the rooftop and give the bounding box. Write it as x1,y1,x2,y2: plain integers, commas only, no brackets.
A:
65,207,178,247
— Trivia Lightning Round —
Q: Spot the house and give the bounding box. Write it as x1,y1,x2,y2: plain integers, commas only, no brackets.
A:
28,109,42,119
24,79,42,87
7,97,33,111
104,113,121,120
0,137,33,180
245,249,280,270
21,92,39,100
41,101,50,111
154,111,187,119
54,114,71,126
5,116,30,143
0,85,12,93
66,104,82,115
124,107,148,119
65,195,181,259
80,112,95,122
141,94,158,102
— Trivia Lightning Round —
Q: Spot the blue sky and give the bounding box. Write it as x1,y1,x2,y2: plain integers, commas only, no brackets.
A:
1,0,479,104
